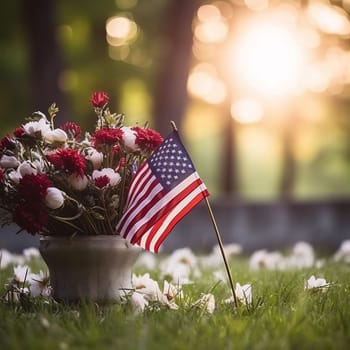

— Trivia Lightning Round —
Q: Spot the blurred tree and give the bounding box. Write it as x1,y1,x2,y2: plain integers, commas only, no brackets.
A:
152,0,199,136
20,0,69,122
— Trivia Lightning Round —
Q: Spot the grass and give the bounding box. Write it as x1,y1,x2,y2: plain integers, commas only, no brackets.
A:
0,255,349,350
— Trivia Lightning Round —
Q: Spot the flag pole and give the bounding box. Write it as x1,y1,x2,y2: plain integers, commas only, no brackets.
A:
204,197,238,308
170,121,238,308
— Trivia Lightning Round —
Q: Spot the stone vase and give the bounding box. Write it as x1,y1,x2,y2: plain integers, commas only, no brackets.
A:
39,235,141,304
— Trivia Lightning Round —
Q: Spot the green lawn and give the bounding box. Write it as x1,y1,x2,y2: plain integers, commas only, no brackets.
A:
0,252,349,350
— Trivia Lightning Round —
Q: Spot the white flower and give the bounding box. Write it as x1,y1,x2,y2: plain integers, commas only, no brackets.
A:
18,160,42,177
225,283,252,306
121,126,138,151
85,148,103,169
23,247,41,260
135,252,157,270
130,291,149,314
132,273,167,303
249,250,284,271
289,241,315,269
29,270,51,297
163,280,183,309
13,265,31,283
44,128,68,144
192,293,215,314
45,187,65,209
334,239,350,263
8,170,21,184
0,155,20,168
92,168,121,187
201,243,243,269
160,247,198,284
67,174,88,191
305,275,329,290
1,249,15,269
23,117,51,137
212,243,242,258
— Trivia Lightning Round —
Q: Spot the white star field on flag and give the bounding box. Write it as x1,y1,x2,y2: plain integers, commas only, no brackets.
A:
149,137,194,189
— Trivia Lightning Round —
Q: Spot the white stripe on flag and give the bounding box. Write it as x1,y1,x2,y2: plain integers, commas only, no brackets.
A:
121,172,202,242
138,183,207,252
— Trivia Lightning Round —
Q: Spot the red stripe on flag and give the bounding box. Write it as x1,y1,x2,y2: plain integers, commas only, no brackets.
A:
129,177,205,245
140,190,207,253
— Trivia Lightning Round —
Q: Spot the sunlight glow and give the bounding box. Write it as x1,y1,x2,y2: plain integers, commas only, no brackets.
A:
231,98,264,124
229,21,306,96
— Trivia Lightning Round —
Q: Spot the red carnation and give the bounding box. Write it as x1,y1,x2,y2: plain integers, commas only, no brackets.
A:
18,173,53,201
60,122,81,140
92,127,124,151
13,203,48,234
13,126,25,138
90,91,109,108
132,127,163,151
94,175,110,189
0,136,16,151
47,148,86,177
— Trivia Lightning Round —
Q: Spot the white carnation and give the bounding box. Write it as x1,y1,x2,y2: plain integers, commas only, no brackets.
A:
68,174,88,191
121,126,138,151
92,168,121,187
45,187,65,209
44,128,68,143
23,117,51,137
85,148,104,169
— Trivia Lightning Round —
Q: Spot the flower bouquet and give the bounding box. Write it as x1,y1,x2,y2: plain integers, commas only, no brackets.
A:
0,91,163,303
0,91,163,237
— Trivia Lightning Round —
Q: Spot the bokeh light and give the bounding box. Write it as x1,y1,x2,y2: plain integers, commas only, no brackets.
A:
106,16,138,47
231,98,264,124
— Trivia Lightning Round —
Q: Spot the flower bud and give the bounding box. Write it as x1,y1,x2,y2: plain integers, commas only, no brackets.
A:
90,91,109,108
67,174,88,191
0,155,20,168
45,187,65,209
85,148,103,169
8,170,21,184
18,161,39,177
44,129,68,144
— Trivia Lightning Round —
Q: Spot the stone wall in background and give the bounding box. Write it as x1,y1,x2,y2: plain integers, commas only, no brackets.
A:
1,198,349,254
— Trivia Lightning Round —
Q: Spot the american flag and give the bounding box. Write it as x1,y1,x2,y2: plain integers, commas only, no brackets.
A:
116,130,209,253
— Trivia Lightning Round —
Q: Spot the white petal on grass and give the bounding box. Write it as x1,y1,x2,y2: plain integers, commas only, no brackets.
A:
192,293,215,314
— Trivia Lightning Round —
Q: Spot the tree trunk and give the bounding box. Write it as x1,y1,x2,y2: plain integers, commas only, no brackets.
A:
152,0,199,136
279,105,297,200
20,0,68,124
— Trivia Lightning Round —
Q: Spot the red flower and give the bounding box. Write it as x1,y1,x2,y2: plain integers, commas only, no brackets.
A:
132,127,163,151
13,126,25,138
13,203,48,234
47,148,86,177
92,127,124,150
60,122,81,140
0,136,16,151
90,91,109,108
0,168,4,184
18,174,53,201
94,175,110,189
